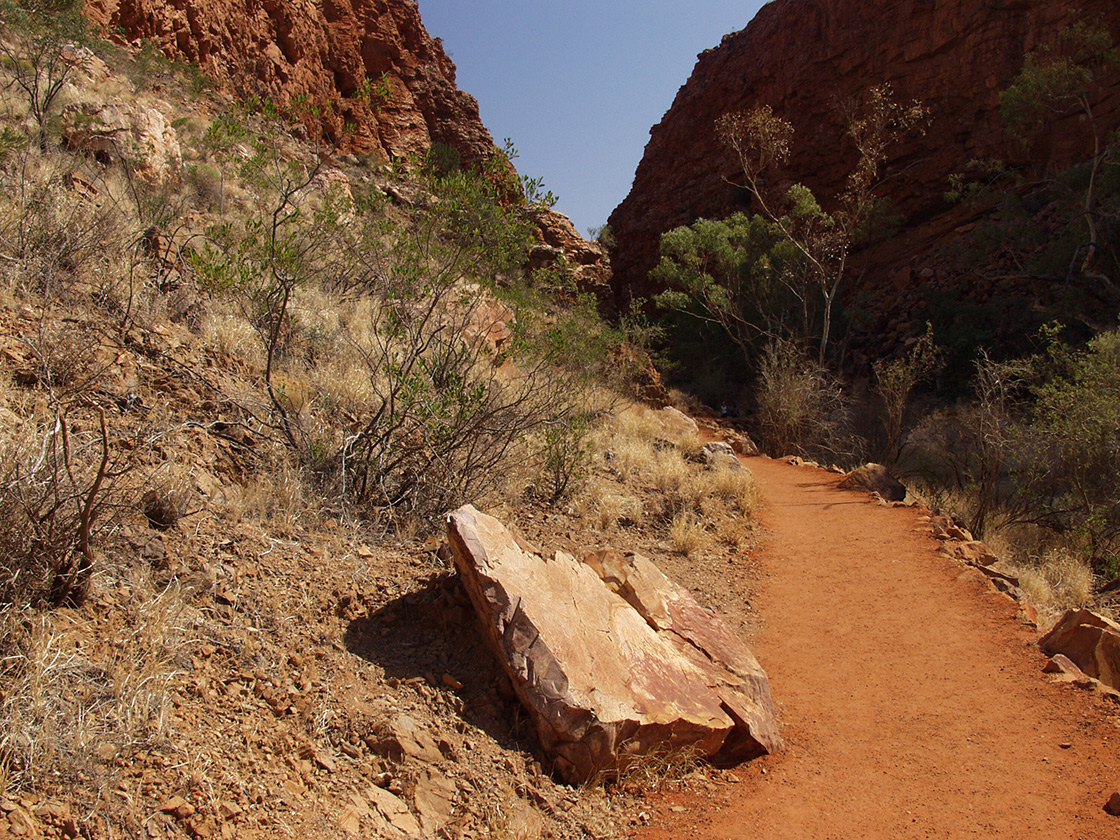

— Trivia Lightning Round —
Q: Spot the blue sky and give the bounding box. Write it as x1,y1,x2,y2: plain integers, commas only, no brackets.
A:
417,1,770,236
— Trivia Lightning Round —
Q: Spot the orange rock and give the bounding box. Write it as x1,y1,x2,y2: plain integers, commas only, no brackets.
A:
448,505,780,784
954,540,998,566
838,464,907,502
84,0,498,167
1105,792,1120,817
1040,609,1120,691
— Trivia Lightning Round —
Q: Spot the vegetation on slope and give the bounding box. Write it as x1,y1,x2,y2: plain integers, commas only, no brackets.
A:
0,4,766,836
653,19,1120,602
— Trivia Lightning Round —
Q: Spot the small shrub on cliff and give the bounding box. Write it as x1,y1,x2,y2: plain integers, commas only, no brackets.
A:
716,85,928,365
0,0,87,152
945,20,1120,340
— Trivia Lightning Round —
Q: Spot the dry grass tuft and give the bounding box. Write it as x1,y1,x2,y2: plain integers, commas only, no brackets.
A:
236,456,318,530
201,309,264,368
611,404,666,443
1009,548,1095,613
577,484,644,531
650,447,693,497
586,408,762,556
715,515,755,552
669,510,708,556
0,579,188,796
605,432,656,485
705,466,761,518
676,429,705,462
612,742,704,794
979,520,1096,614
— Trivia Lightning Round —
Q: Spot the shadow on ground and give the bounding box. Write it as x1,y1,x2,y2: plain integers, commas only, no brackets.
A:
343,572,541,757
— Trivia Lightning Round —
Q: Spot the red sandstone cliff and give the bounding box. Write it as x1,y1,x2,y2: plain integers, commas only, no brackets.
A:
82,0,611,290
608,0,1120,329
83,0,496,166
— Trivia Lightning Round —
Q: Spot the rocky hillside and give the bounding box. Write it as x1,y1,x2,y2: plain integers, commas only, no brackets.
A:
78,0,612,293
82,0,496,165
0,5,772,833
608,0,1120,338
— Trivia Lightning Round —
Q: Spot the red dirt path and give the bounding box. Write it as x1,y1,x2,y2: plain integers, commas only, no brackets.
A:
636,455,1120,839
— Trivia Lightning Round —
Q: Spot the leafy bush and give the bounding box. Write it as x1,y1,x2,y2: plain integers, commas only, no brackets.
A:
537,415,593,504
1024,329,1120,574
189,119,604,525
904,328,1120,577
872,323,939,467
652,212,811,365
423,142,461,178
0,0,87,152
903,353,1027,536
717,86,927,365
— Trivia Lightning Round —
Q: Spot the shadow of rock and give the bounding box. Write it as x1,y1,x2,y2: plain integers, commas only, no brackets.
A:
344,572,542,757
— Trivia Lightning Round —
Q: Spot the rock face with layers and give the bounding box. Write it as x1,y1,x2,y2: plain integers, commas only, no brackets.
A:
526,206,611,298
83,0,497,166
447,505,780,784
61,101,182,177
607,0,1120,335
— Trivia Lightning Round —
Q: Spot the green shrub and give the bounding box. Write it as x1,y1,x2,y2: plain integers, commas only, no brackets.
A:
904,329,1120,576
0,0,87,152
537,415,593,504
1025,329,1120,574
189,128,600,525
872,323,939,467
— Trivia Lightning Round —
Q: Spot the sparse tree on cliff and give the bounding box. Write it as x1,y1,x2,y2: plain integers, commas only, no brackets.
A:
716,84,928,365
1000,20,1120,290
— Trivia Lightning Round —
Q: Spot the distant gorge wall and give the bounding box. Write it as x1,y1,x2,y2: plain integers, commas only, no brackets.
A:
607,0,1120,332
83,0,497,166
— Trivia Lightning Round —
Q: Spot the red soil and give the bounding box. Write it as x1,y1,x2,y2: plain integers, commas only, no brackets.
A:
636,456,1120,839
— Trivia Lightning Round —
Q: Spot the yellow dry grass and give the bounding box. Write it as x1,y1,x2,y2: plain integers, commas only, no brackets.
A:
201,308,264,368
669,510,709,556
980,520,1096,614
1008,548,1095,614
576,483,644,532
0,577,189,795
705,465,762,518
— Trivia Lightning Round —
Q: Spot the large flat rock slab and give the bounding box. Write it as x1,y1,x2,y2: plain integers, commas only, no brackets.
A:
447,505,780,783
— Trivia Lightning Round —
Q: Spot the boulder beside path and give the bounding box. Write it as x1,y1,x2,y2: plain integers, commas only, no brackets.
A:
838,463,907,502
1040,609,1120,692
447,505,781,784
